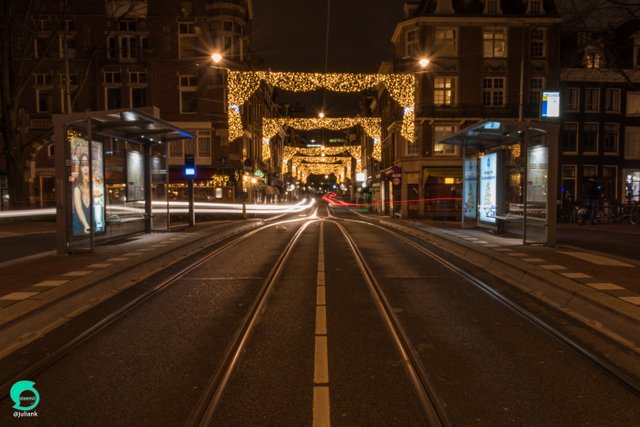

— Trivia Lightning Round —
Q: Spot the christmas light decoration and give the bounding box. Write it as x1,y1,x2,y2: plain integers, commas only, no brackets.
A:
227,71,415,142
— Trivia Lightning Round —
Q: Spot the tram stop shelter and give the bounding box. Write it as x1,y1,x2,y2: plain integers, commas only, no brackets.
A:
53,107,194,255
439,120,559,246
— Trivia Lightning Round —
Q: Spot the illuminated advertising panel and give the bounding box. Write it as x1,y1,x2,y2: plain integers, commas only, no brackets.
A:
70,136,105,236
127,150,144,201
463,158,477,219
479,152,497,223
541,91,560,118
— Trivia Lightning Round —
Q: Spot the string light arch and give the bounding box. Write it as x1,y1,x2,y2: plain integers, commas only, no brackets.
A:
228,70,415,143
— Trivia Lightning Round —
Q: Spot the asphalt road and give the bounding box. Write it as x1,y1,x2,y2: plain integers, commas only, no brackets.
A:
1,208,638,425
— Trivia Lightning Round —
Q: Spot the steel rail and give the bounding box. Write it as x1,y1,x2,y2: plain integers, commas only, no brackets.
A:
329,219,453,427
188,219,318,427
0,217,310,400
337,214,640,394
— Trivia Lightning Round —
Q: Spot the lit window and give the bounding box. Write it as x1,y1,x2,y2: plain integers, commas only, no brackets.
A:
433,125,457,156
483,28,506,58
434,77,456,106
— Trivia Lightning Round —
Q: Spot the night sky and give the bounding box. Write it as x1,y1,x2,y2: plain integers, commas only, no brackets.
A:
251,0,405,116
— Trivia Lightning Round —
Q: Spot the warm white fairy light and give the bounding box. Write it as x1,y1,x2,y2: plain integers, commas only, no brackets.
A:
228,71,415,142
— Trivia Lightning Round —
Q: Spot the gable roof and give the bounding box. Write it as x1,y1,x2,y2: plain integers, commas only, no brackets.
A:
410,0,559,17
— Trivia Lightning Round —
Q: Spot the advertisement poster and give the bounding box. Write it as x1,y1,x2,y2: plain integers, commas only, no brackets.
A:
127,150,144,201
463,159,477,219
70,136,105,236
479,152,497,223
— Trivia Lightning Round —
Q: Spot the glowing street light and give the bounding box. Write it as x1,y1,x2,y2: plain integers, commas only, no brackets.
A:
419,57,430,68
211,52,223,63
318,112,325,118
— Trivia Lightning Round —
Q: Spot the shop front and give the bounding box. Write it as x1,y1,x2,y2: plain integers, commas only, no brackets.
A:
442,121,558,245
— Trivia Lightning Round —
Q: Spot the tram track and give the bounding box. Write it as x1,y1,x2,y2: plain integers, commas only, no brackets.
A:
0,212,316,404
330,209,640,395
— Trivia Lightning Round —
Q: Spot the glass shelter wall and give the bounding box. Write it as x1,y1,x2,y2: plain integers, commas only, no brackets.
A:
457,121,557,245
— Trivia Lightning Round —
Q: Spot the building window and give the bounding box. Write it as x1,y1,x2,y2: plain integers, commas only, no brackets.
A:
561,123,578,153
433,125,457,156
605,89,620,113
626,92,640,116
483,0,501,15
36,90,52,113
405,29,418,57
528,78,544,109
129,71,146,84
482,77,505,107
434,28,456,57
406,141,419,156
34,37,49,58
104,71,121,84
179,74,197,113
625,127,640,158
119,36,137,61
561,165,577,200
602,165,618,200
169,140,183,158
47,144,55,157
118,20,137,32
35,73,53,86
434,77,456,106
131,87,146,108
603,123,619,154
584,88,600,112
483,28,506,58
582,123,598,154
583,165,597,179
529,28,546,58
105,87,122,109
527,0,544,15
585,50,601,69
565,87,579,111
197,131,211,157
179,22,197,58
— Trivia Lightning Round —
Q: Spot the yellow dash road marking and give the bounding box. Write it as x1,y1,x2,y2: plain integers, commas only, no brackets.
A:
315,306,327,335
317,287,326,305
313,386,330,427
314,336,329,384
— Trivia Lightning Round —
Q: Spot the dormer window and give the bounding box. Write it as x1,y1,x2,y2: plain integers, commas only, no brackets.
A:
435,0,454,14
527,0,545,15
584,47,602,69
483,0,502,15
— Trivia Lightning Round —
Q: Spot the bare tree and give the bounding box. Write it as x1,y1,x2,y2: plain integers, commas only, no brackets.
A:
559,0,640,88
0,0,144,208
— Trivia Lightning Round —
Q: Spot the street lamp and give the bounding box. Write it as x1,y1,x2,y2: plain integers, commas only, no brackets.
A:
418,57,430,68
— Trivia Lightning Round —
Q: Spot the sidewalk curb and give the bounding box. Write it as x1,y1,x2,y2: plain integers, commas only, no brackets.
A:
0,220,263,359
372,217,640,354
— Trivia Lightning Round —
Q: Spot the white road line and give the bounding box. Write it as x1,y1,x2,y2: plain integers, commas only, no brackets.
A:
86,263,111,268
558,251,634,267
107,257,128,262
